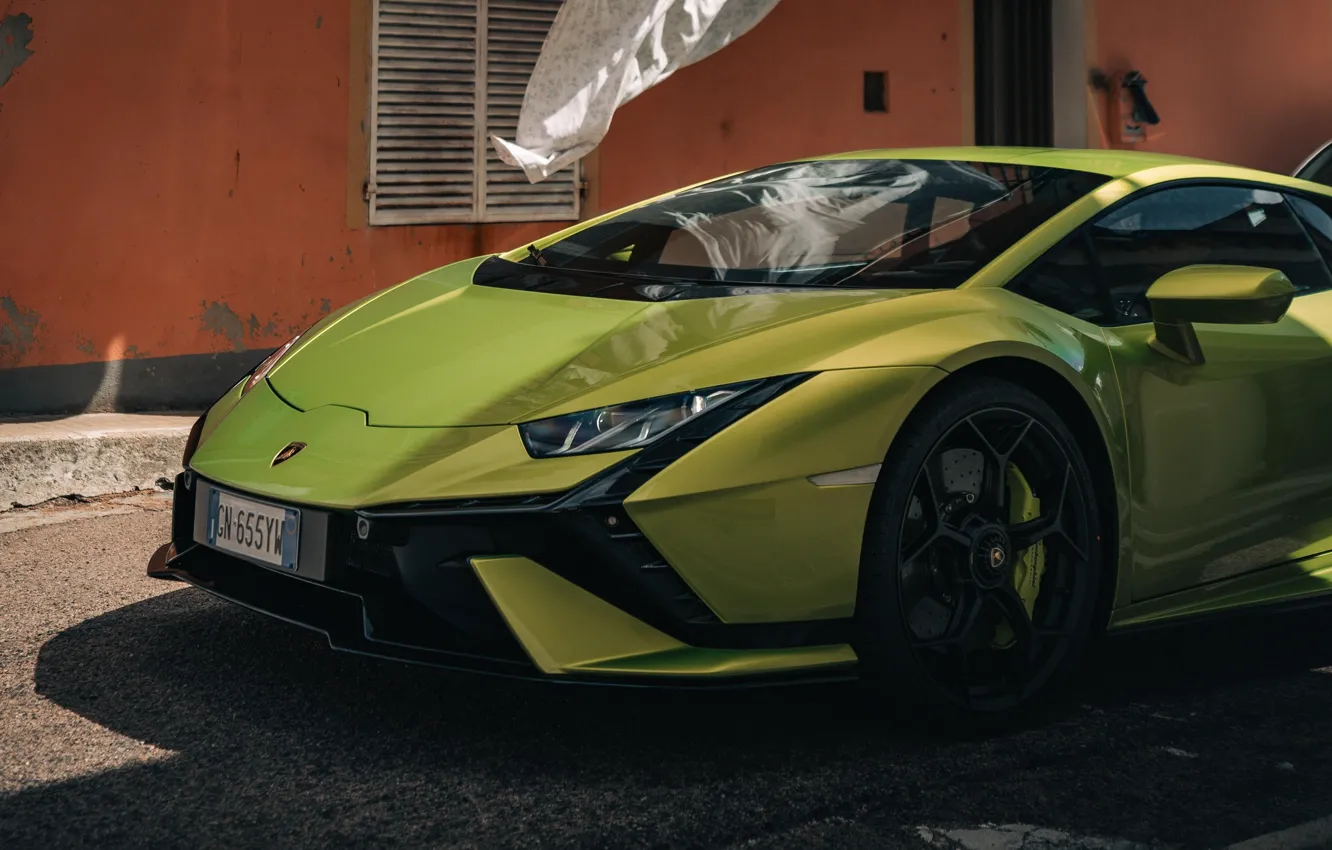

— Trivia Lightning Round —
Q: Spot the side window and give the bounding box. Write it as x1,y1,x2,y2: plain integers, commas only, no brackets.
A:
1307,159,1332,188
1296,143,1332,187
1008,235,1112,324
1089,185,1332,324
1287,193,1332,270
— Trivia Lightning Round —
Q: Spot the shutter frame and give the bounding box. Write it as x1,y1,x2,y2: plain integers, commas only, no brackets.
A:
368,0,580,226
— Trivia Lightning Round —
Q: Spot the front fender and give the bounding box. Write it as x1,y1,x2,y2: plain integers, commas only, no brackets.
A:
812,287,1132,614
626,365,948,624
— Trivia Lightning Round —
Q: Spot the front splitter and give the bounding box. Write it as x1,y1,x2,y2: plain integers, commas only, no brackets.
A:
149,543,859,689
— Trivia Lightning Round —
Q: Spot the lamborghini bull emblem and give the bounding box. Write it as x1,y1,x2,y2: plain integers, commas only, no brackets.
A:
271,442,307,467
989,546,1006,570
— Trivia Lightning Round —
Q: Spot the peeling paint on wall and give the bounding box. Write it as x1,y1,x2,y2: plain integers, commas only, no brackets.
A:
246,313,278,339
199,301,247,352
0,14,35,88
0,295,41,366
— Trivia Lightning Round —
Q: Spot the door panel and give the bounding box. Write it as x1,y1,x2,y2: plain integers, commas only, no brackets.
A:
1108,290,1332,600
1078,183,1332,600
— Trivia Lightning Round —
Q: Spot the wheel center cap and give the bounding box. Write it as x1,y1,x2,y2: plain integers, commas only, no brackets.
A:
971,525,1011,589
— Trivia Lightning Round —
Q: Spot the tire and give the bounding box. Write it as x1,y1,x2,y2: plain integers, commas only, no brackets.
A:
855,375,1106,729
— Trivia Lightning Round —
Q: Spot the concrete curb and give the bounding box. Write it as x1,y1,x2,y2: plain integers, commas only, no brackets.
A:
1226,814,1332,850
0,414,197,511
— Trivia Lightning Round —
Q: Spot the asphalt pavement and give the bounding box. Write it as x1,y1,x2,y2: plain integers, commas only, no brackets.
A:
3,497,1332,849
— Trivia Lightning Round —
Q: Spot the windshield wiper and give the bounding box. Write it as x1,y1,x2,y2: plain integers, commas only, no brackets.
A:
504,255,844,289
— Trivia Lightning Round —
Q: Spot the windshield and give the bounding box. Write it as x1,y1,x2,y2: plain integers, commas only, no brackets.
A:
521,159,1107,288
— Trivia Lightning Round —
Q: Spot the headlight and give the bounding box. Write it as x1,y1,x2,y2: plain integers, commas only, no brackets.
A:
242,334,301,396
519,381,762,458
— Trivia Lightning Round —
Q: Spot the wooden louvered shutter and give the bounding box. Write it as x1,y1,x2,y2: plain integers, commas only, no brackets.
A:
368,0,580,225
480,0,579,221
369,0,479,224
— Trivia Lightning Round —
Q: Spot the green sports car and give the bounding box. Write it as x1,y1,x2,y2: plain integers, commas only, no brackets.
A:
149,146,1332,719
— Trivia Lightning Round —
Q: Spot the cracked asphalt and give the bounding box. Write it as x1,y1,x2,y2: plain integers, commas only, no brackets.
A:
3,500,1332,849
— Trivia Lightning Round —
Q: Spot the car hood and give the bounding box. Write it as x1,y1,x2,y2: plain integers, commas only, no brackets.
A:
268,256,926,426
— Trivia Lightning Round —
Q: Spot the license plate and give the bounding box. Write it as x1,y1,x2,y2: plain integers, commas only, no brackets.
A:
205,487,300,570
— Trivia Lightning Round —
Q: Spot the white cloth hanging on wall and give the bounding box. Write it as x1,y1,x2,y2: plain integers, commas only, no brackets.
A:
491,0,783,184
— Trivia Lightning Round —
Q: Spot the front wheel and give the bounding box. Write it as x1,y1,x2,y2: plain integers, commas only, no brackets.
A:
855,377,1105,724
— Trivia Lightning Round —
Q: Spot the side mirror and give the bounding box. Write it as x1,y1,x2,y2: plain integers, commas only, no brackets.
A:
1146,265,1295,365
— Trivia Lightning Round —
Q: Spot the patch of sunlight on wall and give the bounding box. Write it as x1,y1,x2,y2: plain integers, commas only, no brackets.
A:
83,336,126,414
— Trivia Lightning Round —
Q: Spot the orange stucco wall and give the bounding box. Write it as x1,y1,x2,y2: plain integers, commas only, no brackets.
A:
0,0,552,373
598,0,965,210
1094,0,1332,173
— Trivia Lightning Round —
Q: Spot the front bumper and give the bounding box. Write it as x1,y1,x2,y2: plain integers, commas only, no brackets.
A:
151,471,858,687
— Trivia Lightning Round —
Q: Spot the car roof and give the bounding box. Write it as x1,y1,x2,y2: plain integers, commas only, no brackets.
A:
808,146,1226,177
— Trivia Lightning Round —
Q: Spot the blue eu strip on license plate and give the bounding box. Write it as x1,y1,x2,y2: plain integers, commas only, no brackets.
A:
205,486,301,570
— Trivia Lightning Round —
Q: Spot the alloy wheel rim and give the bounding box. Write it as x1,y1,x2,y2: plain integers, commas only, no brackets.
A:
896,406,1094,711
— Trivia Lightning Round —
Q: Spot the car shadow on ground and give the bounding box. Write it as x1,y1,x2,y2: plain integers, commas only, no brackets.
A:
6,587,1332,849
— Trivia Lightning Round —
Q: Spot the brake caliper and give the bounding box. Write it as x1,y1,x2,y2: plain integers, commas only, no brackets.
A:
992,463,1044,649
